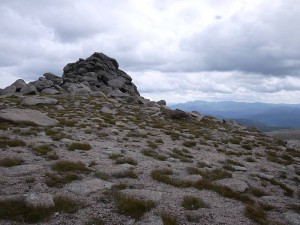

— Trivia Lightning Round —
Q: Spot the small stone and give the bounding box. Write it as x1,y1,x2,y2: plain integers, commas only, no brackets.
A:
215,178,249,193
258,173,274,181
232,166,247,171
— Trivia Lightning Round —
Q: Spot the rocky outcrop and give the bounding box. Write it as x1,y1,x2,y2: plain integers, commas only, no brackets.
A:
0,52,140,97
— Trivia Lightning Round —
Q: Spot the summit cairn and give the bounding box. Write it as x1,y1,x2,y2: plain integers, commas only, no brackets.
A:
0,52,139,97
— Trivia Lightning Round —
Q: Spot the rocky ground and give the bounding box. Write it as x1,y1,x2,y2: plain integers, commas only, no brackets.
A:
0,53,299,225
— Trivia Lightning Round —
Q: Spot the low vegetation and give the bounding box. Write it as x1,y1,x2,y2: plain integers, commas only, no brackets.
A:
116,194,156,220
68,142,92,151
0,157,24,167
52,160,91,174
182,195,209,210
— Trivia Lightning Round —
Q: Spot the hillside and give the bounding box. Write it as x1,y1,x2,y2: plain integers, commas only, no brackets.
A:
0,53,299,225
170,101,300,129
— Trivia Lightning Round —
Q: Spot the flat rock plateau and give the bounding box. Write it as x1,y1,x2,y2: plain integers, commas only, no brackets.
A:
0,53,299,225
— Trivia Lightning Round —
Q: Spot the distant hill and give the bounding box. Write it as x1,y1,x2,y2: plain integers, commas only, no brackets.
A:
170,100,300,130
267,129,300,141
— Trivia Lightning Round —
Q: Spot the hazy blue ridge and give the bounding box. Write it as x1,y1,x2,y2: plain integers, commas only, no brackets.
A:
169,101,300,130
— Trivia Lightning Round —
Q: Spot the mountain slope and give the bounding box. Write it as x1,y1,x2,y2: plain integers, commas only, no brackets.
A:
0,53,299,225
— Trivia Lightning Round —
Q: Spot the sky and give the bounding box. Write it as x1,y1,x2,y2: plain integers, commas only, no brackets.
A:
0,0,300,104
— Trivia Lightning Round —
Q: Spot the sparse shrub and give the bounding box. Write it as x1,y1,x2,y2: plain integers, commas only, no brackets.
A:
245,157,256,162
3,139,26,147
169,148,193,163
54,196,81,213
68,142,92,151
225,159,244,167
0,157,24,167
151,169,193,188
182,141,196,148
85,218,105,225
95,171,110,181
161,212,178,225
182,195,209,210
185,213,201,222
116,194,156,220
270,179,294,197
0,198,52,223
33,144,53,156
115,157,137,165
114,170,138,179
147,140,158,149
52,160,91,174
244,204,267,225
58,119,77,127
241,143,252,150
45,172,80,187
248,187,268,197
142,149,167,161
197,161,211,168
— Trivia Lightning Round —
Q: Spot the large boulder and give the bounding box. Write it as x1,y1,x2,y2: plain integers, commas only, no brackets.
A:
0,108,58,126
21,96,58,106
20,84,38,95
34,77,54,91
11,79,27,91
43,73,63,85
0,85,16,95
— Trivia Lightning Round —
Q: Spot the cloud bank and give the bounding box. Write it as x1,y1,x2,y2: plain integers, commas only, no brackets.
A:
0,0,299,103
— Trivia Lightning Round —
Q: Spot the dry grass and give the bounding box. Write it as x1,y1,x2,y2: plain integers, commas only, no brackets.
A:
182,195,209,210
52,160,91,174
161,212,178,225
0,157,24,167
68,142,92,151
116,193,156,220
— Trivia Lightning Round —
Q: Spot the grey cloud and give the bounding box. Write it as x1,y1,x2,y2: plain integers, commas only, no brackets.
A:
180,0,300,76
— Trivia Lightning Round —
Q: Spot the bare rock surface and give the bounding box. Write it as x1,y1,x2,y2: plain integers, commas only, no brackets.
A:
21,96,58,106
0,52,299,225
66,179,113,194
0,108,58,126
215,178,249,193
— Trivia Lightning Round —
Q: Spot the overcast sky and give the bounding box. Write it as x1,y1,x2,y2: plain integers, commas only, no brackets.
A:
1,0,300,104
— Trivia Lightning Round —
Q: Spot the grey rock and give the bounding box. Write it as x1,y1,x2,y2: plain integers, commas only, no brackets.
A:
100,106,116,114
21,96,58,106
215,178,249,193
41,88,59,95
232,166,248,171
108,89,130,98
20,84,38,95
284,212,300,225
25,193,55,208
0,85,16,95
0,108,58,126
141,216,163,225
169,109,192,120
147,101,157,107
63,83,92,95
156,100,166,106
34,78,54,91
66,179,113,194
257,173,274,181
126,96,144,104
108,77,126,89
43,73,63,85
11,79,27,91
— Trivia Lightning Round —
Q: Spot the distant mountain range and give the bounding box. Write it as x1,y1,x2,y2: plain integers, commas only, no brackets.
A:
170,101,300,131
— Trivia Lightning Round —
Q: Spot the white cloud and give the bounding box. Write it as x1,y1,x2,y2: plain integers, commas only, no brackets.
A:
0,0,299,104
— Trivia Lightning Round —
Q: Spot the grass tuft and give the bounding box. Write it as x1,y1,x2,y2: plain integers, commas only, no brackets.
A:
182,195,209,210
68,142,92,151
161,212,178,225
52,160,91,173
0,157,24,167
116,194,156,220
